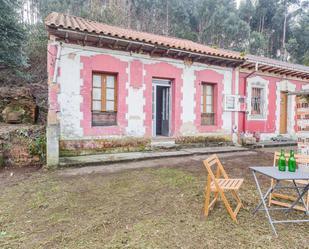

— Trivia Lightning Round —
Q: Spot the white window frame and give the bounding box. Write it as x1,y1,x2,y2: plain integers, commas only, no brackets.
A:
224,95,238,111
247,76,269,120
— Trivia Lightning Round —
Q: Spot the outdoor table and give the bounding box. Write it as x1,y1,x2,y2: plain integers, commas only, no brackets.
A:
250,166,309,236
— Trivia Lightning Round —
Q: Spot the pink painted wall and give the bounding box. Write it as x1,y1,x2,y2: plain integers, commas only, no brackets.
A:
75,53,237,137
47,44,60,113
144,62,183,137
80,54,129,136
79,55,184,137
194,69,224,132
238,72,307,134
130,60,143,88
69,49,309,138
231,70,236,129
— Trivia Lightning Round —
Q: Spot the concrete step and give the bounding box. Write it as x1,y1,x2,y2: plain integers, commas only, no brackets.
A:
151,139,177,149
59,146,248,168
254,140,297,148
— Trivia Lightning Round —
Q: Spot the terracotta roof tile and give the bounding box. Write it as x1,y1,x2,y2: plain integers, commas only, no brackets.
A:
45,12,243,60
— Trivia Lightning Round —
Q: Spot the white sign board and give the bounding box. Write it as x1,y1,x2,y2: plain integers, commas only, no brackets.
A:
224,95,246,111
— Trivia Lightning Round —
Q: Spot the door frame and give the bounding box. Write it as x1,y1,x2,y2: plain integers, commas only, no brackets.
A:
152,79,172,137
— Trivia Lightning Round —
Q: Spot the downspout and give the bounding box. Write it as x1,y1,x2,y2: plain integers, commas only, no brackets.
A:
52,42,62,83
243,62,258,133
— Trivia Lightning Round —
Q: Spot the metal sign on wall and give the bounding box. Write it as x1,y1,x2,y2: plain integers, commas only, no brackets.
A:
224,95,246,112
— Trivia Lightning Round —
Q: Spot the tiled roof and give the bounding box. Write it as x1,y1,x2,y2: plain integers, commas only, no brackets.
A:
45,12,243,60
246,54,309,73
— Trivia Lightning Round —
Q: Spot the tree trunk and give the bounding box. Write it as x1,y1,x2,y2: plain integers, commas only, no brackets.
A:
127,0,131,28
282,0,288,61
165,0,169,35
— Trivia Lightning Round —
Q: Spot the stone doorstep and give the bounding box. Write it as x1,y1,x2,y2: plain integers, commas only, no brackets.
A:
151,138,176,148
254,140,297,148
59,146,248,168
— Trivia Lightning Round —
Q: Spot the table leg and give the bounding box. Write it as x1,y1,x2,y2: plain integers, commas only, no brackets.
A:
253,180,279,214
252,171,278,236
286,182,309,215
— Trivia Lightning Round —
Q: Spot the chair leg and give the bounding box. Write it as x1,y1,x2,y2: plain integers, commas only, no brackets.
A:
204,175,211,217
231,190,243,222
233,202,242,219
231,190,244,208
268,179,275,207
213,192,219,208
219,191,237,222
204,189,211,216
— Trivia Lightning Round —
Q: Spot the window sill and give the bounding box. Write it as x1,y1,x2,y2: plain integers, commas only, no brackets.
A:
92,124,118,127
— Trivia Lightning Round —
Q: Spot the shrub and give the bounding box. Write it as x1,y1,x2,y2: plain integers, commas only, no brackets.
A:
29,134,46,163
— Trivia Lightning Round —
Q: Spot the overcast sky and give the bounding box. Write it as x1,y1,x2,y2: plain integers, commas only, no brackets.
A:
236,0,242,8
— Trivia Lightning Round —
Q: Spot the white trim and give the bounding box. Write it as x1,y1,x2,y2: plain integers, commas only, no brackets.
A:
52,43,62,83
246,76,269,121
152,79,172,137
234,68,239,132
302,84,309,90
275,80,296,136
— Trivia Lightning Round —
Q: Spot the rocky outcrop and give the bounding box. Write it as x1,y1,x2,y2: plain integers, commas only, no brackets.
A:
0,87,37,124
0,124,45,167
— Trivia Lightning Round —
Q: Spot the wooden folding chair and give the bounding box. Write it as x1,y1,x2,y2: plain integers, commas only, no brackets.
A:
203,154,244,222
269,152,309,212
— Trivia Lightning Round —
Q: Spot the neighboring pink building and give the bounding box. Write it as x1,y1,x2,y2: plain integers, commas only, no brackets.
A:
238,55,309,140
45,12,309,166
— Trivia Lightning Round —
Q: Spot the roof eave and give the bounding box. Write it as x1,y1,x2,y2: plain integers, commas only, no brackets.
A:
47,26,244,67
288,90,309,95
241,60,309,80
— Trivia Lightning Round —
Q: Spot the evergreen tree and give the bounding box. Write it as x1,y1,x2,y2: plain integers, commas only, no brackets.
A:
0,0,27,70
287,9,309,65
2,0,309,86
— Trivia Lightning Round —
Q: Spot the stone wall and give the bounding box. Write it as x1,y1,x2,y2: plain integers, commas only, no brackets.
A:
0,87,37,124
175,135,232,148
0,125,45,167
59,137,151,156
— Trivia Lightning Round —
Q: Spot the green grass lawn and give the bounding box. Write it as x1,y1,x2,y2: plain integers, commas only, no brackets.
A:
0,152,308,249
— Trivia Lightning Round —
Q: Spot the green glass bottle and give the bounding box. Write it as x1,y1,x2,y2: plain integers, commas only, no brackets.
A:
278,149,286,171
288,150,297,172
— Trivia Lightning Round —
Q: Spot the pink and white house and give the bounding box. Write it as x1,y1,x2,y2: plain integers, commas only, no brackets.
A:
45,12,309,166
239,55,309,140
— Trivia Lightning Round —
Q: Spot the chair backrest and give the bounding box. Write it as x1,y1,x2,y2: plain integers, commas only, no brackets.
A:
203,154,229,181
273,151,309,167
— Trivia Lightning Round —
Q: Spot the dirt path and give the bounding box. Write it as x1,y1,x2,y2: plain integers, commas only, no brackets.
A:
59,150,258,176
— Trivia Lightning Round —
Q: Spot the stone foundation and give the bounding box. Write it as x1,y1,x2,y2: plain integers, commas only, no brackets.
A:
175,135,232,147
60,137,151,156
46,124,60,167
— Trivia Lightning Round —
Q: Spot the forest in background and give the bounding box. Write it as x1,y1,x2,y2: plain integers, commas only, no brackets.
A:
0,0,309,86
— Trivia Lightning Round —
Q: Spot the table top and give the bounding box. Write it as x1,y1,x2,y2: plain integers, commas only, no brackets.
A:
250,166,309,181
